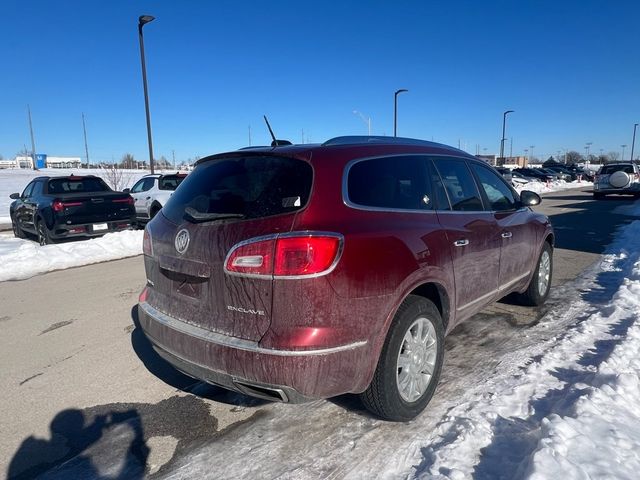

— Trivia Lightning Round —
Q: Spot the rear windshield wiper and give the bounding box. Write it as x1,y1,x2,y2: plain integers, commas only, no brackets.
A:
184,207,245,223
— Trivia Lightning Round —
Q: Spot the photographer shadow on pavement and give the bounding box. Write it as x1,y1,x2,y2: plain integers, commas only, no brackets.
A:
8,407,148,480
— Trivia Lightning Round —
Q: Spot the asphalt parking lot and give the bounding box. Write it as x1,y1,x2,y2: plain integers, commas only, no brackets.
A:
1,186,638,479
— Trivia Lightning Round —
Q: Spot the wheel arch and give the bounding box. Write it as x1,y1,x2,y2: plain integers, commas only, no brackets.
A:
407,282,451,332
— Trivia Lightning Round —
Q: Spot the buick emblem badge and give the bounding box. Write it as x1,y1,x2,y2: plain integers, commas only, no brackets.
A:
174,229,190,254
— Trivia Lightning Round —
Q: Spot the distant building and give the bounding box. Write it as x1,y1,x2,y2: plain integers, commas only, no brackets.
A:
45,156,82,168
8,155,82,169
476,154,497,165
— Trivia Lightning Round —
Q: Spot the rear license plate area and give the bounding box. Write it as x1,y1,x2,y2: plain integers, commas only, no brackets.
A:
93,223,108,231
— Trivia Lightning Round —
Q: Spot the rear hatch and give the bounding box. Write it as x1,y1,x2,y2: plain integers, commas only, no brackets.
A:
47,177,134,225
596,164,637,190
144,154,313,341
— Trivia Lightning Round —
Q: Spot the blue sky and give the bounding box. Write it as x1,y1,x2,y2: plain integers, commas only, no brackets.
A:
1,0,639,164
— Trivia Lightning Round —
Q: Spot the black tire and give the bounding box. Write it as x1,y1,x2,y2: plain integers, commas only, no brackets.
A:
36,219,55,246
149,204,161,220
360,295,444,421
593,192,604,200
520,242,553,306
11,216,26,239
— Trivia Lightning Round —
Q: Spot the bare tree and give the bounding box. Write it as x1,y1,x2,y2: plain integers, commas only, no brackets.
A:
100,164,133,191
608,151,620,162
565,151,583,164
119,153,135,169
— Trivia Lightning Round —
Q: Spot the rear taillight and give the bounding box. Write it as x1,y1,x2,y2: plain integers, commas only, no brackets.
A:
143,228,153,256
225,233,343,278
113,197,135,205
52,200,83,212
139,287,148,303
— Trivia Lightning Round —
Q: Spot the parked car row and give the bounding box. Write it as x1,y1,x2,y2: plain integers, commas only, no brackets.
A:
8,172,188,244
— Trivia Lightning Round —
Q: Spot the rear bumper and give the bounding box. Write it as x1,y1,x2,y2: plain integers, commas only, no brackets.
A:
594,183,640,194
137,301,371,401
50,219,134,239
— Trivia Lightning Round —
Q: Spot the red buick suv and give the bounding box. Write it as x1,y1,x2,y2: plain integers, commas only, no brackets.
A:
137,136,553,421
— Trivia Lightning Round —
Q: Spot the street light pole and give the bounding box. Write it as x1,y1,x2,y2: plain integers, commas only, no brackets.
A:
499,110,514,164
138,15,156,174
394,89,408,137
621,144,627,161
631,123,638,162
530,145,535,162
82,113,90,169
353,110,371,135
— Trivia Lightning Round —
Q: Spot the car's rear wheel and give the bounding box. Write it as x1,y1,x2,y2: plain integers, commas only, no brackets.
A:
11,216,26,239
36,219,55,246
360,295,444,421
521,242,552,306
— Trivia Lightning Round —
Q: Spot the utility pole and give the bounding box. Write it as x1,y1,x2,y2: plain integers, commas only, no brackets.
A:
82,113,90,169
301,128,304,144
248,125,252,146
27,105,37,170
509,137,513,158
172,149,176,170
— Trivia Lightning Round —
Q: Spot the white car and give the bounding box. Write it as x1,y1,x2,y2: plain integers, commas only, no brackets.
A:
125,173,187,224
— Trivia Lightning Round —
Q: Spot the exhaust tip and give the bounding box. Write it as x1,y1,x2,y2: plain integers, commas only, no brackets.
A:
233,380,289,403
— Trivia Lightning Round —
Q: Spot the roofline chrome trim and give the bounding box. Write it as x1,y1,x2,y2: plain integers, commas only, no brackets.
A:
341,153,488,214
140,302,367,356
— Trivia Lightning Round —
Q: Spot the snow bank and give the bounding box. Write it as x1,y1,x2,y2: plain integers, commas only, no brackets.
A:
515,179,593,195
417,203,640,479
0,230,143,281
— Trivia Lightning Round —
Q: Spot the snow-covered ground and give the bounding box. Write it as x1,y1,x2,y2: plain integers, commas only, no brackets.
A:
0,230,143,282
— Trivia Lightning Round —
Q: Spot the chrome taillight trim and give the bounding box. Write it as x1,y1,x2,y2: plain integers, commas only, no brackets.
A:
223,231,344,280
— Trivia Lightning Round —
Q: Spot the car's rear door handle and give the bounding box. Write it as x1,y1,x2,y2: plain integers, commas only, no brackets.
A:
453,239,469,247
501,232,513,239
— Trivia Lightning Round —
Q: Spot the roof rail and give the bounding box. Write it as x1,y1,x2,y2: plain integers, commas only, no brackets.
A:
321,135,454,150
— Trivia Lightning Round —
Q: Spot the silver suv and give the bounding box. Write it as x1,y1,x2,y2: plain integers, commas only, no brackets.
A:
593,163,640,199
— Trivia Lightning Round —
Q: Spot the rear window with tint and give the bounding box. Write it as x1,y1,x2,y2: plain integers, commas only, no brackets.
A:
159,174,186,191
600,165,635,175
162,156,312,224
48,177,111,193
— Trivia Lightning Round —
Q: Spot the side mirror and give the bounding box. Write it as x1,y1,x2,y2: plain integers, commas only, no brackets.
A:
520,190,541,206
123,188,131,194
9,193,20,200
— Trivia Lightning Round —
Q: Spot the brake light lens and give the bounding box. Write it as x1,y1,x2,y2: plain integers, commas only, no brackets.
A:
52,200,83,212
113,197,135,205
225,234,342,278
143,228,153,256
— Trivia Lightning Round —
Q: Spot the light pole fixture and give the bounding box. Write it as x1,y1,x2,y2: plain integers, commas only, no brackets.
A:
394,89,408,137
353,110,371,135
621,144,627,161
138,14,156,174
631,123,638,162
499,110,514,163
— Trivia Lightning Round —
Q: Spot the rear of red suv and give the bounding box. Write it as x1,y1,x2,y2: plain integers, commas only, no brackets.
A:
138,137,553,421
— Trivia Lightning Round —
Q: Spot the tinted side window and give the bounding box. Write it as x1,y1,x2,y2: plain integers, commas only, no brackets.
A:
348,156,432,210
162,156,313,223
21,182,35,198
433,159,484,211
130,179,147,193
31,181,43,197
159,175,185,191
471,164,517,211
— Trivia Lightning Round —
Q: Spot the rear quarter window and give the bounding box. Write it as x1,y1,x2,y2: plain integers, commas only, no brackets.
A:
599,165,634,175
347,156,433,210
162,156,313,224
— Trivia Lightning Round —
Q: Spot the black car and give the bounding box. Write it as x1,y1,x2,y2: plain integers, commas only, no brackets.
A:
513,168,555,182
9,175,136,245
